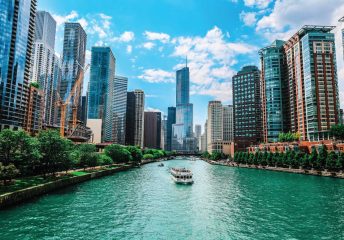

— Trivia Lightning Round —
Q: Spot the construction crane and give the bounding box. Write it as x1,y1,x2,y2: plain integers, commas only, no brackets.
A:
56,63,90,137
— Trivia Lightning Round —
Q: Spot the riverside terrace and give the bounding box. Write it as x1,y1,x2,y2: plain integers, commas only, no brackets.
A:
248,140,344,154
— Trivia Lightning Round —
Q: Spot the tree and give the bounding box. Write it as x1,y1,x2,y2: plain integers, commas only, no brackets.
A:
326,151,337,171
37,130,73,177
210,152,222,161
278,132,300,142
317,145,327,169
202,151,210,159
104,144,132,163
99,154,113,165
143,154,154,160
126,146,143,163
330,124,344,140
76,144,99,169
309,147,318,169
0,129,41,172
0,163,19,185
301,153,310,169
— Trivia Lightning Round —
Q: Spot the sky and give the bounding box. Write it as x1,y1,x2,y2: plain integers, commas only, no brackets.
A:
38,0,344,132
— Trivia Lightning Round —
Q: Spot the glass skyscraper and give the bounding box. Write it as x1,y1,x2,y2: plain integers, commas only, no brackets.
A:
107,76,128,144
284,26,339,141
0,0,37,130
172,66,196,152
166,106,176,151
88,47,115,142
59,22,87,123
31,11,60,126
260,40,289,142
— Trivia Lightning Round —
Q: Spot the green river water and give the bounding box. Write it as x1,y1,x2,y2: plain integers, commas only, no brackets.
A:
0,159,344,240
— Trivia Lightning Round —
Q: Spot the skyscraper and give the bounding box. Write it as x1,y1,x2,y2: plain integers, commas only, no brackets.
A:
260,40,289,142
222,105,234,142
109,76,128,144
59,22,87,123
207,101,223,153
80,95,88,124
172,65,196,152
88,47,115,142
195,124,202,151
144,111,161,149
284,26,339,141
166,107,176,151
161,115,167,150
233,66,262,150
31,11,60,126
126,90,145,147
0,0,37,130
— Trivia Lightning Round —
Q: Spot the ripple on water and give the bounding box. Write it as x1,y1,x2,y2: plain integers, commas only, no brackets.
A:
0,159,344,240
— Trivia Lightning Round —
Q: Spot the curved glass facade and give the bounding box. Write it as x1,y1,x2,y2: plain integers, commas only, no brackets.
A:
260,40,288,142
0,0,36,130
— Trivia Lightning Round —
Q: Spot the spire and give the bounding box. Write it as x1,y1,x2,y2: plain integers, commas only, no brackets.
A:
186,56,188,68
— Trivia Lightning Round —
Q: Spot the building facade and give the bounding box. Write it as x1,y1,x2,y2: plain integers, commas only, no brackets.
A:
166,107,176,151
144,111,161,149
260,40,289,143
222,105,234,142
88,47,115,142
0,0,37,130
172,66,196,152
284,26,339,141
233,66,262,151
207,101,223,153
109,76,128,144
25,85,44,135
59,22,87,124
125,90,145,147
31,11,60,126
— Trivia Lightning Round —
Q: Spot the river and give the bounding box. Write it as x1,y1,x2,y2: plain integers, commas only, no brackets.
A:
0,158,343,239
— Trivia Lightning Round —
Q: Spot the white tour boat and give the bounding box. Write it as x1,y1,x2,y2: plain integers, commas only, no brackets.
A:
170,168,194,184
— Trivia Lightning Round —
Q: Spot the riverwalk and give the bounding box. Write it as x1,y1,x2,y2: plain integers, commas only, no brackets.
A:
205,159,344,179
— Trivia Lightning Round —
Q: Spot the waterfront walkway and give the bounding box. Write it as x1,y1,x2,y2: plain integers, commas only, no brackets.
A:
206,159,344,179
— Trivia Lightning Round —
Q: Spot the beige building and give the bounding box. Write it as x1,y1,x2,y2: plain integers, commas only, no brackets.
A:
87,119,102,143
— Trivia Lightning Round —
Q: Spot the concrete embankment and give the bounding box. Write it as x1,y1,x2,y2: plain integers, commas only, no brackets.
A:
205,160,344,179
0,165,132,209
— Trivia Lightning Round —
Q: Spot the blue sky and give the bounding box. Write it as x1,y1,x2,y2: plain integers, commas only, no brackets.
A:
38,0,344,131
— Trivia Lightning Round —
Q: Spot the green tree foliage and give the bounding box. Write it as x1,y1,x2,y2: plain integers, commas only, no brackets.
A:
330,124,344,140
126,146,143,163
202,151,211,159
0,163,20,185
37,130,73,177
326,151,337,170
143,154,154,160
278,132,300,142
210,152,222,161
99,154,113,165
0,129,41,171
76,144,99,169
317,145,327,170
105,144,132,163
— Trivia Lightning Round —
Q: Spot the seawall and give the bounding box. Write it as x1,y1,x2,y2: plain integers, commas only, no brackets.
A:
0,165,132,209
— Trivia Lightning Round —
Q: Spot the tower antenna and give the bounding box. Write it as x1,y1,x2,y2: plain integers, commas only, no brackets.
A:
186,56,188,67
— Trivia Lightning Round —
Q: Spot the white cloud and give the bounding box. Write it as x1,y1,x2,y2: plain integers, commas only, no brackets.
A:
170,26,257,102
138,69,174,83
255,0,344,108
240,11,257,26
144,31,170,43
142,42,155,50
77,18,88,29
112,31,135,42
52,10,78,27
126,45,133,54
244,0,271,9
